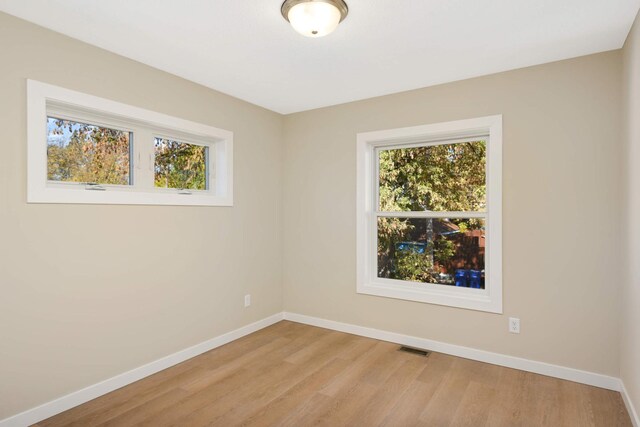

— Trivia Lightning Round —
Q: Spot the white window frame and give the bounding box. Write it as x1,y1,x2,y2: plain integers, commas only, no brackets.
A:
27,79,233,206
356,115,502,313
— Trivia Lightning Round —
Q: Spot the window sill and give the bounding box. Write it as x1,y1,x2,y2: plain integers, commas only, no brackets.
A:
357,280,503,313
27,185,233,207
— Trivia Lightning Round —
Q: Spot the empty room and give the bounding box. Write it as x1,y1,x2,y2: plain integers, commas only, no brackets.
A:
1,0,640,426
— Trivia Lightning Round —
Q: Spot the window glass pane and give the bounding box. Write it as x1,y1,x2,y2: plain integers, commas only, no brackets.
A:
154,138,208,190
378,141,486,212
377,217,485,288
47,117,131,185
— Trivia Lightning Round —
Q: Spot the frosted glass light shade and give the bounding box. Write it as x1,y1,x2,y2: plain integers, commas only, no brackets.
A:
286,1,343,37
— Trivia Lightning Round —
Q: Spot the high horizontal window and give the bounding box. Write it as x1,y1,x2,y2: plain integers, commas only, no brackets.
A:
357,116,502,313
28,80,233,206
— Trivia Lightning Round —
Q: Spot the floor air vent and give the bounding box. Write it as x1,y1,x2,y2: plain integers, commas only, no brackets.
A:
398,346,430,357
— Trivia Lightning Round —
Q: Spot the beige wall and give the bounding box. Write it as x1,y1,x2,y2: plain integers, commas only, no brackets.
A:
623,10,640,418
0,12,283,419
282,51,623,376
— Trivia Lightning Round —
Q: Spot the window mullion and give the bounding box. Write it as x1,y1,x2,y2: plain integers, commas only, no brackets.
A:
133,127,155,190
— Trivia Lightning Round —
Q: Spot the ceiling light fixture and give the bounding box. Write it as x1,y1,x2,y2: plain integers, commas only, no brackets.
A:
281,0,348,38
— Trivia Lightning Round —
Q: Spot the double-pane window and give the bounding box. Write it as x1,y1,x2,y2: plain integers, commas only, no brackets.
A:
357,116,502,313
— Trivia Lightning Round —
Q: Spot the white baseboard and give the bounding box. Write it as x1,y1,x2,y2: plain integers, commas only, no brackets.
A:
621,382,640,427
282,312,621,391
0,313,284,427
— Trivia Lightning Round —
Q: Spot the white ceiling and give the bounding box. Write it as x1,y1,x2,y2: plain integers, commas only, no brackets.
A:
1,0,638,114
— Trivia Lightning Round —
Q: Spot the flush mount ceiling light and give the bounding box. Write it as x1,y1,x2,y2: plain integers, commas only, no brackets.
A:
281,0,349,38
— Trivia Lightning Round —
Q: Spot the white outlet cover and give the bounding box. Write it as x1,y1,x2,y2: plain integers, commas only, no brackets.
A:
244,294,251,307
509,317,520,334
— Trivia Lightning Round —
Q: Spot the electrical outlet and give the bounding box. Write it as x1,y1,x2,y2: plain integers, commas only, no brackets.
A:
244,294,251,308
509,317,520,334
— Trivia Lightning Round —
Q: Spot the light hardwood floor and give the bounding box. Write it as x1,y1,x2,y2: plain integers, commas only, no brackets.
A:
35,321,632,427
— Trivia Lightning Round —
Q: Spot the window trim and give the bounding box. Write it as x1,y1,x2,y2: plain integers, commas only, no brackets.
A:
27,79,233,206
356,115,503,313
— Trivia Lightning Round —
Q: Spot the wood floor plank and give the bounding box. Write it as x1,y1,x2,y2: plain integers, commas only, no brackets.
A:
71,366,208,427
35,321,633,427
185,333,356,426
172,361,306,426
418,359,474,426
276,392,335,427
318,340,396,397
588,385,632,426
133,366,263,426
239,357,352,427
38,363,207,427
96,388,190,427
180,337,291,393
484,366,529,427
379,378,444,427
345,357,427,426
284,330,351,365
309,381,379,427
448,381,498,426
334,335,378,361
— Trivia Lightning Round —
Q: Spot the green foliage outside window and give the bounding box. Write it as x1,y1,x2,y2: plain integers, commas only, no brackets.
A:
46,118,208,192
154,138,207,191
47,118,130,185
378,141,487,284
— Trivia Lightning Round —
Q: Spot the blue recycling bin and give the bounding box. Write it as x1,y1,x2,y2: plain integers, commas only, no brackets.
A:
469,270,482,288
454,269,468,287
395,242,426,254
